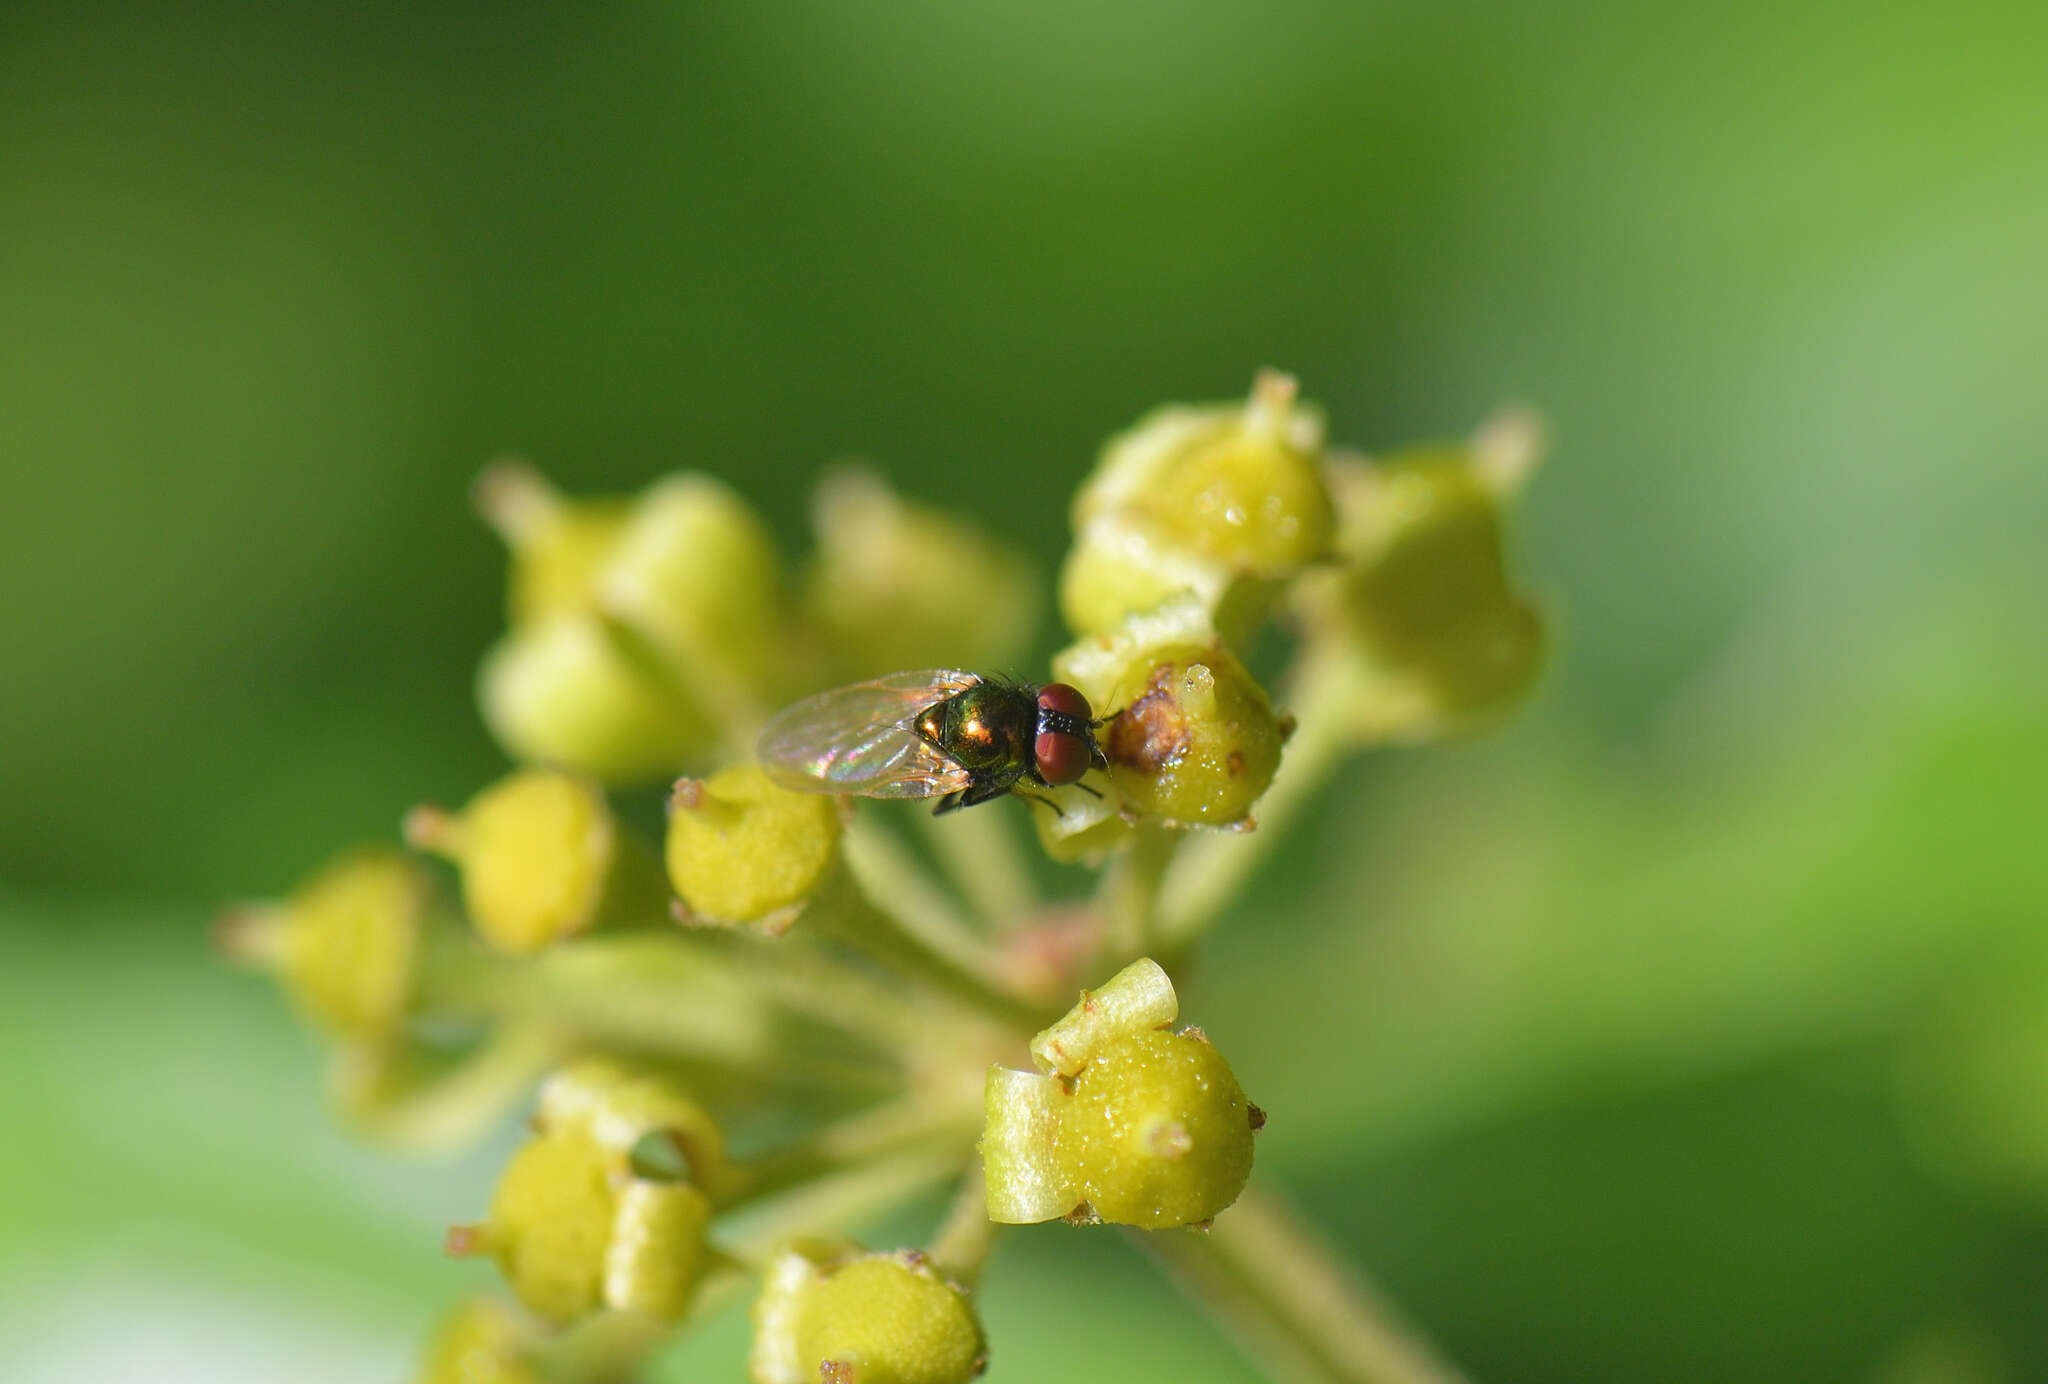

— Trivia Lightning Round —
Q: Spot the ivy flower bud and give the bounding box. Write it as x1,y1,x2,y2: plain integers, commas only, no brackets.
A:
217,847,445,1043
665,764,841,929
405,769,669,955
478,614,712,785
537,1055,732,1194
983,958,1261,1229
1056,594,1283,827
597,473,787,718
1324,435,1546,724
1029,776,1133,863
1028,955,1181,1076
447,1060,721,1325
1060,371,1334,642
804,465,1036,680
752,1241,987,1384
417,1296,542,1384
474,459,634,627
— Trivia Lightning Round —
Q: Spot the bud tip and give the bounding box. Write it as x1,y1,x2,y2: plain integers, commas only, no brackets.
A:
1471,406,1547,496
1247,369,1300,437
401,803,457,854
472,457,559,543
212,903,287,967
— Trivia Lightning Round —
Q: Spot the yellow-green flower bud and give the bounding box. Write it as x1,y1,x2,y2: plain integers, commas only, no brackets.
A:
1054,1026,1255,1229
1056,595,1283,827
1326,442,1545,723
1029,953,1180,1076
448,1060,720,1325
665,764,841,929
417,1296,542,1384
803,465,1036,680
453,1126,614,1323
981,1067,1070,1225
405,769,669,955
1029,777,1133,863
597,473,786,718
1061,371,1334,641
604,1177,716,1320
752,1242,987,1384
1058,530,1240,650
983,958,1261,1229
478,614,712,785
216,847,444,1042
474,459,634,627
538,1055,731,1195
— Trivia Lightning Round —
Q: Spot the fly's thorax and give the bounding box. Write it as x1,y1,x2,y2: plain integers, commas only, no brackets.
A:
924,682,1034,773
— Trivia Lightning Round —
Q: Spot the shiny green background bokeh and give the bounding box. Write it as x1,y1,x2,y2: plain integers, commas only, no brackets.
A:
3,2,2045,1380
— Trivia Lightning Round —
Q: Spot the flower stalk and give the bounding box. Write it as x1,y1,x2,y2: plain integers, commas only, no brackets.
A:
1138,1181,1469,1384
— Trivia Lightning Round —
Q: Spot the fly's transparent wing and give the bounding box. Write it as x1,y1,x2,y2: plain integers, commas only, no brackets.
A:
756,670,980,799
768,720,967,799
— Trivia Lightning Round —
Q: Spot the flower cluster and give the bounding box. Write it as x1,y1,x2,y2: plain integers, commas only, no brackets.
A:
224,373,1544,1383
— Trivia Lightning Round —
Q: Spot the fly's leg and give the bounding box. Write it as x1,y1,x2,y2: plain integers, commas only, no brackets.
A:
1086,714,1115,771
931,779,1011,815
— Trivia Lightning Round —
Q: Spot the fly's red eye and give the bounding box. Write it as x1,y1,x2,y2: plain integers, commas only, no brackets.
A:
1036,682,1092,722
1034,730,1091,787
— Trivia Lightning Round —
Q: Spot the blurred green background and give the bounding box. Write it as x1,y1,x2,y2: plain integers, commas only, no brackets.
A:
3,1,2045,1379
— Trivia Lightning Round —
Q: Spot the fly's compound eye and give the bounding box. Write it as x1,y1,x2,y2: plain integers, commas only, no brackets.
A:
1034,729,1093,787
1034,682,1100,786
1036,682,1092,724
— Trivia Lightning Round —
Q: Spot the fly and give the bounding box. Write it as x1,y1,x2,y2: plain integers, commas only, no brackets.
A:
756,670,1109,814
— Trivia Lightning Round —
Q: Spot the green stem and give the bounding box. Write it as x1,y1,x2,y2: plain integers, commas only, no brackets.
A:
1153,644,1385,954
814,857,1047,1033
913,804,1040,926
712,924,957,1060
1136,1181,1468,1384
717,1144,971,1267
492,931,920,1087
842,812,979,941
331,1023,567,1153
925,1164,1000,1288
1097,821,1180,967
531,1307,674,1384
726,1094,982,1211
840,814,1028,1000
